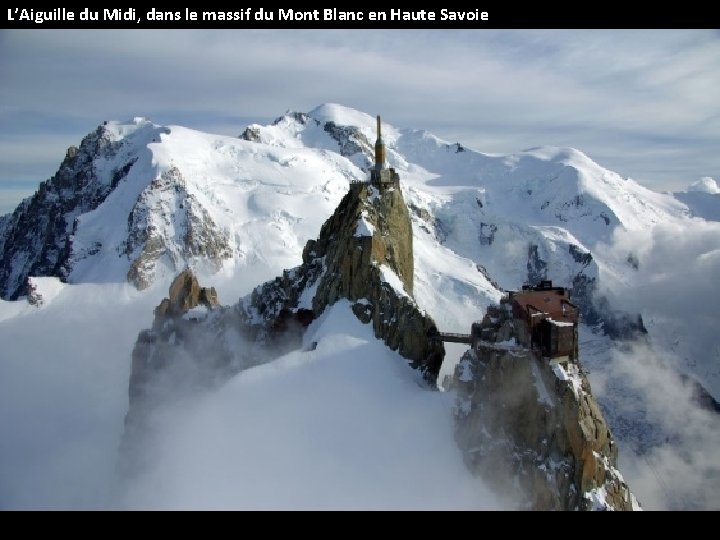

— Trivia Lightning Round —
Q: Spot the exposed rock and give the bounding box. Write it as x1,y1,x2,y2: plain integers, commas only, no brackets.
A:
239,181,444,382
569,244,593,267
313,182,414,301
134,269,224,400
323,121,373,161
562,244,645,344
527,243,548,284
452,299,639,510
408,202,433,224
0,121,234,299
121,270,242,475
0,123,146,300
275,111,312,126
571,273,648,340
124,166,233,290
683,374,720,413
26,277,43,307
65,145,79,160
476,263,502,292
152,269,219,320
255,111,373,165
239,125,262,142
479,222,497,246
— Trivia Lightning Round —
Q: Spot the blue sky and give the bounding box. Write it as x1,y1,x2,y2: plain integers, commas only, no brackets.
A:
1,29,718,214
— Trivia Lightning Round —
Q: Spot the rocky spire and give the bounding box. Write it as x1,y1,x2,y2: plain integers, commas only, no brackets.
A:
374,115,385,169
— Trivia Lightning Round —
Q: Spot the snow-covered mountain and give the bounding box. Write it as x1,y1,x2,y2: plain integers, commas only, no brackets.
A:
0,104,688,298
1,103,718,510
0,114,357,299
2,104,714,391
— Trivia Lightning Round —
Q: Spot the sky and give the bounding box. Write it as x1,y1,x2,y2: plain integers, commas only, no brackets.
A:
1,29,719,214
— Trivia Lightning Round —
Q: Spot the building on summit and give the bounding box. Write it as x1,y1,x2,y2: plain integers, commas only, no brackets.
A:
370,115,400,192
428,280,579,362
508,281,578,360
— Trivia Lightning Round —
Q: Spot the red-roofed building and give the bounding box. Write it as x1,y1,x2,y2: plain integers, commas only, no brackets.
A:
509,281,578,360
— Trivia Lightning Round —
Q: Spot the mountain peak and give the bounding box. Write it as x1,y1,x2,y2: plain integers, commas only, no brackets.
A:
102,117,160,141
307,104,402,144
520,146,595,167
0,104,691,301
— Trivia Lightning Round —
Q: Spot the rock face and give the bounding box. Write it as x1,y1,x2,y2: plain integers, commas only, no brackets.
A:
452,298,640,510
0,124,143,299
126,269,225,414
243,111,374,166
26,277,44,307
121,269,243,474
124,166,232,290
239,181,444,381
153,269,219,318
322,121,373,160
0,120,238,300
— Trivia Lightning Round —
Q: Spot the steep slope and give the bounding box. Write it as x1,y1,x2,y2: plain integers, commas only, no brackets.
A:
451,298,639,510
0,119,166,299
0,116,359,299
122,168,446,473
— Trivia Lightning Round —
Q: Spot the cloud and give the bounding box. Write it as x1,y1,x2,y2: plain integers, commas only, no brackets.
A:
599,220,720,316
0,270,509,510
688,177,719,194
596,220,720,397
581,215,720,510
121,344,508,511
589,342,720,510
0,282,161,509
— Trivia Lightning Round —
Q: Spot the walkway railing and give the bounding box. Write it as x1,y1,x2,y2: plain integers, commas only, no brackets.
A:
432,332,472,344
